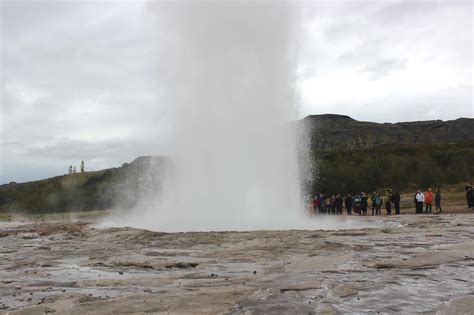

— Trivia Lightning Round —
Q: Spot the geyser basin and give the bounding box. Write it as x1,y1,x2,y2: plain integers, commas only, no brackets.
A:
103,212,396,233
1,215,471,313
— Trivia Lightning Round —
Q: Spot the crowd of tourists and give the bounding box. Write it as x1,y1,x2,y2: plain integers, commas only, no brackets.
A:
309,182,474,216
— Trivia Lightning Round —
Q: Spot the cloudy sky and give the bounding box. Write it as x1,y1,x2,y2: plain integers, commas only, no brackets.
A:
1,0,472,183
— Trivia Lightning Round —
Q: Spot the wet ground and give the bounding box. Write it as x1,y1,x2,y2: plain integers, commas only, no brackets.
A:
1,214,473,314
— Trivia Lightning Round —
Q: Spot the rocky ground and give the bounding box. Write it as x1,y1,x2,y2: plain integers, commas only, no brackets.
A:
1,213,474,314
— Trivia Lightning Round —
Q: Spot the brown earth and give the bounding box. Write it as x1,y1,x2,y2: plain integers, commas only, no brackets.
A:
1,212,474,314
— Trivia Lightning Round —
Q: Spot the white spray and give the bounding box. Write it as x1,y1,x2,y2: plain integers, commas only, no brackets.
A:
106,1,378,232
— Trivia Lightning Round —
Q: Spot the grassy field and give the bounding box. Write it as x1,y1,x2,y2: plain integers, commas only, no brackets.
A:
0,210,111,222
0,213,12,221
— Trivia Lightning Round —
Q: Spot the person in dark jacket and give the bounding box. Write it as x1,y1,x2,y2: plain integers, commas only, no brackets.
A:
386,198,392,215
466,183,473,208
330,195,336,215
393,191,401,215
325,196,332,214
374,192,383,215
360,192,368,215
371,191,376,216
469,187,474,209
384,189,393,215
353,193,362,215
318,194,325,214
469,189,474,209
335,194,343,215
435,189,442,213
344,194,352,215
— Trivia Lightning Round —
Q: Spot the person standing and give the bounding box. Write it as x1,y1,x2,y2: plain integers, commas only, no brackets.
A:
470,188,474,209
374,192,382,215
312,195,320,215
435,189,442,213
424,188,433,213
469,186,474,209
361,192,368,216
330,195,336,215
393,191,401,215
344,194,353,215
466,183,473,208
353,193,362,215
385,198,392,215
318,193,325,214
325,196,332,215
415,189,424,214
413,191,417,212
335,194,343,215
384,189,392,215
371,191,377,216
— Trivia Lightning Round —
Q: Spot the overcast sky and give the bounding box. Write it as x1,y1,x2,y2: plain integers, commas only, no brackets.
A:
1,0,473,183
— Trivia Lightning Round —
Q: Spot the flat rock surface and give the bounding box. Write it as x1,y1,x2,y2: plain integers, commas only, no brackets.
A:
1,214,474,314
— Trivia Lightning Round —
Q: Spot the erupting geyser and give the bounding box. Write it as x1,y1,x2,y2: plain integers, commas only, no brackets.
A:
106,1,341,232
123,1,308,231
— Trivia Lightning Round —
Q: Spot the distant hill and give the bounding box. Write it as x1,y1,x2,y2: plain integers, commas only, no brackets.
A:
298,114,474,151
297,114,474,195
1,115,473,213
0,156,171,213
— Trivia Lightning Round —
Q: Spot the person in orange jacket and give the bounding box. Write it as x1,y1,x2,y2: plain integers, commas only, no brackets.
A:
424,188,433,213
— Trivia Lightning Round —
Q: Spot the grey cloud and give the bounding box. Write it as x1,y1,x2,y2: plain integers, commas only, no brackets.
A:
1,1,167,183
1,0,472,183
299,0,472,119
373,1,437,24
25,138,125,159
362,58,407,81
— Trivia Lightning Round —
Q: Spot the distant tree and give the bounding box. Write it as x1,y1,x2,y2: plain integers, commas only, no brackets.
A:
68,165,73,175
80,160,85,173
73,166,77,174
307,140,474,194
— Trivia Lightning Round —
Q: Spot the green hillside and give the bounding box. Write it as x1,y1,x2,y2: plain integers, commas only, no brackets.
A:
301,140,474,195
0,157,170,213
1,115,473,214
295,114,474,195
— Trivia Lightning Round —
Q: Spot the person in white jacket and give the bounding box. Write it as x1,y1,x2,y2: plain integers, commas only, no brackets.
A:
415,189,424,214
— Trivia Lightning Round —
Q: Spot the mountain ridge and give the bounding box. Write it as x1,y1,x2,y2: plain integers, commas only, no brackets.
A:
298,114,474,151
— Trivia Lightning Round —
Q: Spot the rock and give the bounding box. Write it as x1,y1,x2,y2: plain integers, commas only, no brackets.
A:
330,283,359,298
165,262,198,269
436,295,474,314
315,302,338,315
22,233,39,239
280,281,322,292
368,250,473,269
286,255,348,273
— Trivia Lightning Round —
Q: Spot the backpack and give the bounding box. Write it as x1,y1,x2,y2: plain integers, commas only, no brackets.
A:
375,196,381,205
